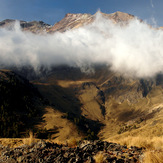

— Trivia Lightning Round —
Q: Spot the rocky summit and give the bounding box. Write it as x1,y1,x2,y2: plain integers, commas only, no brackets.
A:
0,140,144,163
0,11,135,33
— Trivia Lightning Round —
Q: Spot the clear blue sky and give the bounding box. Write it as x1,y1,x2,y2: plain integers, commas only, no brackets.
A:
0,0,163,26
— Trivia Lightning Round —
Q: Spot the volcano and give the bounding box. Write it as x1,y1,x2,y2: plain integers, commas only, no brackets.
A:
0,11,162,143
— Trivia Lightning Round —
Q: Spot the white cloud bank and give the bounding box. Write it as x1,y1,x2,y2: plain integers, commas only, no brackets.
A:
0,12,163,78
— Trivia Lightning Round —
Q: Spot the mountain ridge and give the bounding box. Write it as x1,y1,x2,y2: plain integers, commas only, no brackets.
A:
0,11,137,33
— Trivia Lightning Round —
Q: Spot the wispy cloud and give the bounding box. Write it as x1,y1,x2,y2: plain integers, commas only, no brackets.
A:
0,13,163,78
150,0,154,8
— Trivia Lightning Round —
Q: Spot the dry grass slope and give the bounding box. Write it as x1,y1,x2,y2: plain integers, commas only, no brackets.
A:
107,136,163,163
144,151,163,163
36,107,82,142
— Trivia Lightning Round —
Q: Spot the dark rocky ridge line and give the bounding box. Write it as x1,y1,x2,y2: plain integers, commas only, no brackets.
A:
0,19,51,33
0,140,144,163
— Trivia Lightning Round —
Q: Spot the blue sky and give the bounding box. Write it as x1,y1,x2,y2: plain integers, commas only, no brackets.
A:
0,0,163,26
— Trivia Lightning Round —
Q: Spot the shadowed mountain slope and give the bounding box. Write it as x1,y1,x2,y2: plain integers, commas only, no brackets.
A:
0,70,44,137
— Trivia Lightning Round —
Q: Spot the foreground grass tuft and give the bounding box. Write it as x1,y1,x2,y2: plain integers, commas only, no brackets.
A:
23,131,37,145
94,152,107,163
67,137,79,148
143,150,163,163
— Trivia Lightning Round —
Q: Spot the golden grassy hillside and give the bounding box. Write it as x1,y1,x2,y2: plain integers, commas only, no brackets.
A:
31,67,163,143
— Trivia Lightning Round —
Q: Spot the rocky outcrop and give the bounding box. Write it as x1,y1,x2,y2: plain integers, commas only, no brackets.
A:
0,19,51,33
48,11,135,33
48,13,93,33
100,11,135,24
0,140,144,163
